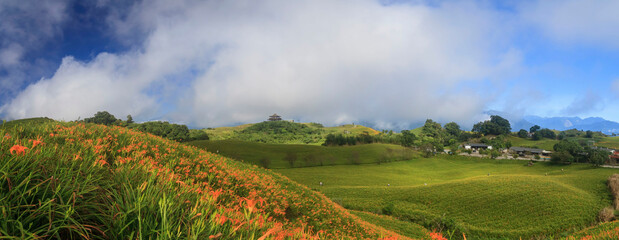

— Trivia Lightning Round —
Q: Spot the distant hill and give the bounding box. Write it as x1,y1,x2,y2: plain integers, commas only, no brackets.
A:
521,116,619,134
484,111,619,134
202,121,380,145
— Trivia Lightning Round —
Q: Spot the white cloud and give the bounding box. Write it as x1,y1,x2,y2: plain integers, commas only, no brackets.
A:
521,0,619,48
2,0,519,127
0,1,69,99
0,54,157,121
561,90,604,116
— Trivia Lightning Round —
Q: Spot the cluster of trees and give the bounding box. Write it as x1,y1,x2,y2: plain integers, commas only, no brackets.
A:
83,111,129,126
81,111,208,142
322,130,417,147
516,125,555,140
517,125,605,141
129,121,200,142
322,119,480,156
550,140,610,166
551,140,609,166
472,115,511,135
323,132,375,146
235,121,324,144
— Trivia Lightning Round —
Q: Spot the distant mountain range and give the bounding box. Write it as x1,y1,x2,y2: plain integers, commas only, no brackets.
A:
486,111,619,134
359,111,619,134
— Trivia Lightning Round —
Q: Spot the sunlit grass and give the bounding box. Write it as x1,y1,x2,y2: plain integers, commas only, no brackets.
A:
276,155,619,239
0,120,405,239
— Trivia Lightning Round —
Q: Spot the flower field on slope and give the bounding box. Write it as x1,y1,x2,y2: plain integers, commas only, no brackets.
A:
0,121,406,239
566,221,619,240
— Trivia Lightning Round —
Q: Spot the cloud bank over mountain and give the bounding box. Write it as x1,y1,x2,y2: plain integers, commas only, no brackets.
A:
1,0,619,128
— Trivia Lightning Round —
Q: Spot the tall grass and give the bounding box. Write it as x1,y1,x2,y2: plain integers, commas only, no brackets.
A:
1,121,405,239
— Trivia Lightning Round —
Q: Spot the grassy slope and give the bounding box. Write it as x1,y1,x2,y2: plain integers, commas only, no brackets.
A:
0,120,405,239
276,156,619,239
508,135,619,151
0,117,54,128
596,136,619,149
323,124,380,136
567,221,619,239
350,210,428,238
506,135,559,150
203,124,254,140
200,122,380,145
186,140,417,169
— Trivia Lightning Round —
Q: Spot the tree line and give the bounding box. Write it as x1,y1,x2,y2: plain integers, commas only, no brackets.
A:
82,111,209,142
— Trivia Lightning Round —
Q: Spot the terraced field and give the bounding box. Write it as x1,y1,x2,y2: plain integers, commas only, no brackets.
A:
276,156,619,239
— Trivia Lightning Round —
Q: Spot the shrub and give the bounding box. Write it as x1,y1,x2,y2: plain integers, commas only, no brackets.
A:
598,207,615,222
304,154,317,167
489,150,501,159
382,202,395,215
284,152,298,168
551,151,574,164
349,151,361,165
609,174,619,209
259,157,271,168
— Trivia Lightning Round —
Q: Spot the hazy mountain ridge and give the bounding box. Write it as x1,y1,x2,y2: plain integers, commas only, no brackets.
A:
358,111,619,134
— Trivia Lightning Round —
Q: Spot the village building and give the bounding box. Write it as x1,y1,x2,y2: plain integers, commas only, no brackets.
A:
268,114,282,121
510,147,552,158
464,143,492,151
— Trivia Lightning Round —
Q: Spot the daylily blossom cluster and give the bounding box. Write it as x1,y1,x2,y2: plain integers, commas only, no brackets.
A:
1,122,406,239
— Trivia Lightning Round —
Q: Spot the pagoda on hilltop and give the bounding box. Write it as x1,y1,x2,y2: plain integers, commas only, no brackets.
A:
268,114,282,121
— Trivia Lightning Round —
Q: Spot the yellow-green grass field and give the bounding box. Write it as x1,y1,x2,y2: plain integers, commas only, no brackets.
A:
596,136,619,149
276,156,619,239
186,140,417,169
506,135,560,150
202,123,255,140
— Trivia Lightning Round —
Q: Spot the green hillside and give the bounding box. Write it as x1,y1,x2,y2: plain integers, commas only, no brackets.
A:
187,140,417,169
506,135,559,150
596,136,619,149
0,120,406,239
199,121,380,145
203,123,254,140
0,117,55,129
276,156,619,239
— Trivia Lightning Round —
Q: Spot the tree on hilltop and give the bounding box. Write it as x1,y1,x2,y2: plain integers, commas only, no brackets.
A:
444,122,462,138
400,130,417,147
518,129,528,138
84,111,118,125
472,115,511,136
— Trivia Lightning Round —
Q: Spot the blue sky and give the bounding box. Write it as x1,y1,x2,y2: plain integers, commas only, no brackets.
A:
1,0,618,129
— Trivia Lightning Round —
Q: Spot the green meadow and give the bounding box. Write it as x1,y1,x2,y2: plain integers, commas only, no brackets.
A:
275,155,619,239
597,136,619,149
200,122,379,145
186,140,417,169
506,135,559,150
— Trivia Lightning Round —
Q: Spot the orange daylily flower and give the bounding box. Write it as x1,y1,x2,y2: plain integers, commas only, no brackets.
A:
210,188,223,201
9,145,28,155
246,198,257,213
31,139,43,148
